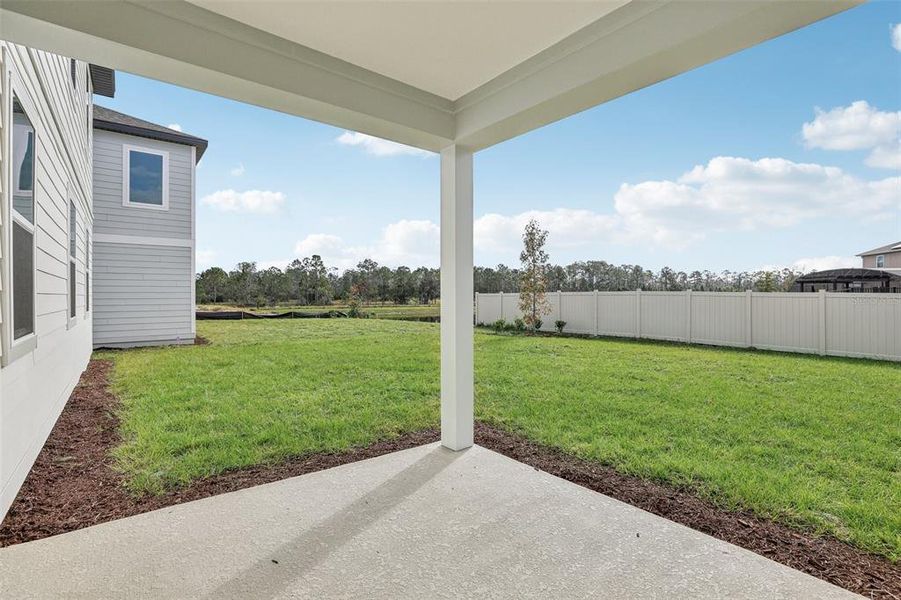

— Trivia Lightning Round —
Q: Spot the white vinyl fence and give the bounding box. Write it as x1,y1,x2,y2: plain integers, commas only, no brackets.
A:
475,290,901,362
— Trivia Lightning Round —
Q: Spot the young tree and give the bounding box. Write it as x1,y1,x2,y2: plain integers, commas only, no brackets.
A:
518,219,552,332
756,270,776,292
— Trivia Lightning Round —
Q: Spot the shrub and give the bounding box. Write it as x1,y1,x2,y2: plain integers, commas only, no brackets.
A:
492,319,506,334
555,320,566,334
513,318,526,332
533,319,543,332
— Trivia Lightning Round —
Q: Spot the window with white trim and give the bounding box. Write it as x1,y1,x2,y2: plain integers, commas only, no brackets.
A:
123,146,168,209
11,97,36,342
69,199,77,321
876,255,885,268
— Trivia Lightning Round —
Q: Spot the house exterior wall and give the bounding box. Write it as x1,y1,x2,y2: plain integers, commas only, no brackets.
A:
862,252,901,268
0,42,94,517
92,129,195,347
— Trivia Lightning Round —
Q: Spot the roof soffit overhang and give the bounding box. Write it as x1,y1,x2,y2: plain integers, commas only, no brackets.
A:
0,1,862,153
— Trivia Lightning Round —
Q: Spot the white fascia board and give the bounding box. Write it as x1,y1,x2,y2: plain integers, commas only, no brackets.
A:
0,1,455,152
452,0,862,151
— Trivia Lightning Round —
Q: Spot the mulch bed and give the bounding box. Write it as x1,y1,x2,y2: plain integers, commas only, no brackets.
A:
1,360,897,598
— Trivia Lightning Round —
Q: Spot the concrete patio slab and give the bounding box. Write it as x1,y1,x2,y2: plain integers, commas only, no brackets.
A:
0,443,857,599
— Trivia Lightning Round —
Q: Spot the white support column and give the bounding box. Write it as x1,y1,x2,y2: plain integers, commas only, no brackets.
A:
440,145,474,451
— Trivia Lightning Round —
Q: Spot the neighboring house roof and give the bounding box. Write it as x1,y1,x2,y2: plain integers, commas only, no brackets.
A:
88,65,115,97
93,105,208,161
857,241,901,256
794,268,901,282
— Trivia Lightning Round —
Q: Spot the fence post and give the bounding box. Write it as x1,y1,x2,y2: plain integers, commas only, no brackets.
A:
594,290,599,336
745,290,753,348
635,289,642,339
818,289,827,356
499,291,504,321
686,289,692,343
474,292,479,324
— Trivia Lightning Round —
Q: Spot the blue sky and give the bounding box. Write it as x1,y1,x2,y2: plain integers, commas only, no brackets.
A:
97,2,901,274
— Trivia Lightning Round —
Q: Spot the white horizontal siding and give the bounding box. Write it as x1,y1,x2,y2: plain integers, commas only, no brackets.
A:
92,242,193,347
92,129,193,240
1,42,93,519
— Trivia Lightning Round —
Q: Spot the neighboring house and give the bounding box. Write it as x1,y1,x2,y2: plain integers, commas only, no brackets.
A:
858,241,901,270
92,106,206,348
791,241,901,292
0,41,202,517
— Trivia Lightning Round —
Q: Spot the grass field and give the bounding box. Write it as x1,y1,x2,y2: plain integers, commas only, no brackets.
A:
196,302,439,319
99,319,900,560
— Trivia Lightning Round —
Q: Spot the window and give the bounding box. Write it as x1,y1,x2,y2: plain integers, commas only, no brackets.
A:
11,97,36,341
123,146,168,209
876,255,885,268
69,200,77,321
85,231,91,313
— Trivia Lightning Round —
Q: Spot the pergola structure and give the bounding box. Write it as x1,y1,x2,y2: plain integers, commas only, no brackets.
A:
0,0,860,451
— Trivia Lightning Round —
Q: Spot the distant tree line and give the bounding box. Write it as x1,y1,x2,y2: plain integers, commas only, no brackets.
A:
196,256,801,307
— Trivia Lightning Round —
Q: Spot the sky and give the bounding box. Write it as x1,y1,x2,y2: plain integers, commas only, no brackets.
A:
96,2,901,275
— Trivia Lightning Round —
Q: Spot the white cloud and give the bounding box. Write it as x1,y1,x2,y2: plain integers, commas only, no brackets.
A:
167,123,183,132
196,249,217,270
474,209,619,257
294,233,346,257
292,220,439,269
801,101,901,169
790,256,858,273
336,131,433,157
230,163,245,177
472,156,900,254
614,156,900,247
892,23,901,52
201,189,286,214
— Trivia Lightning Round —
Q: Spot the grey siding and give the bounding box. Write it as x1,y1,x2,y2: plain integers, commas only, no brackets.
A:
0,43,94,518
91,128,196,348
93,129,193,240
93,242,193,347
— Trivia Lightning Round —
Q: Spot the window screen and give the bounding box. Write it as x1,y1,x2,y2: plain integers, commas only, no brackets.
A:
70,262,77,318
12,100,35,223
13,222,35,339
70,201,77,257
128,150,164,206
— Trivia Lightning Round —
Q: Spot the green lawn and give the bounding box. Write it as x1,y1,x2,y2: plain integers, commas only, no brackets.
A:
99,319,900,560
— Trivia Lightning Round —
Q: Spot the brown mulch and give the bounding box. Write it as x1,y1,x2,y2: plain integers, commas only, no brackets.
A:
474,423,900,599
1,361,897,598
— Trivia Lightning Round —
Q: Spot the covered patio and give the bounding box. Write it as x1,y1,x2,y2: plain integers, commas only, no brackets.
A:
0,1,866,596
0,443,855,598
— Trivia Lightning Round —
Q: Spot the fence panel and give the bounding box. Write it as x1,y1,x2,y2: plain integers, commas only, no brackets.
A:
597,292,637,337
751,293,819,354
559,292,595,334
475,290,901,361
475,294,502,324
640,292,689,341
826,294,901,360
691,292,747,347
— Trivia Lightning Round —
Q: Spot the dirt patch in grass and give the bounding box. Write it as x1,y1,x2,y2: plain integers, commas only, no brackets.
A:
194,335,211,346
474,422,900,599
1,360,897,598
